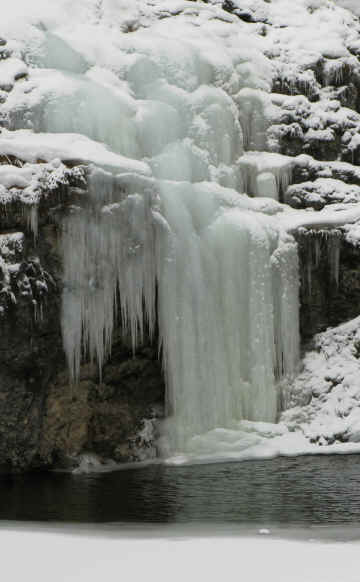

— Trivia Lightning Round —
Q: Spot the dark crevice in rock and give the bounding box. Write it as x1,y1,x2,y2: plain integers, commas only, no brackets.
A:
297,231,360,344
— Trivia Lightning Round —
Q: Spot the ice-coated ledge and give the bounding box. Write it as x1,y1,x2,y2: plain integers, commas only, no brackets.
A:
0,130,151,175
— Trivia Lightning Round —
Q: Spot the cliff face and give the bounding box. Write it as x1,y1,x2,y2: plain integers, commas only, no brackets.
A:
1,0,360,470
298,233,360,342
0,191,164,471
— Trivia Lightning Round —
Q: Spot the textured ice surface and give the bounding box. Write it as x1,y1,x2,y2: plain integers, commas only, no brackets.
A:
239,152,293,201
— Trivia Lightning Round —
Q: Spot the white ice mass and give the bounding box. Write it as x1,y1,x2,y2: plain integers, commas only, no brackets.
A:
2,0,360,461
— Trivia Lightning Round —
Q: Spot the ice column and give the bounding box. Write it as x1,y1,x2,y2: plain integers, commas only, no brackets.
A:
155,183,299,451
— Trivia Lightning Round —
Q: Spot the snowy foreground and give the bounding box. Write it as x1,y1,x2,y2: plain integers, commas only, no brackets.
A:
2,525,360,582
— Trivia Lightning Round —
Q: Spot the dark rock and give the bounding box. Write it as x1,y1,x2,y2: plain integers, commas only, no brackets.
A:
297,231,360,343
0,182,165,472
222,0,266,23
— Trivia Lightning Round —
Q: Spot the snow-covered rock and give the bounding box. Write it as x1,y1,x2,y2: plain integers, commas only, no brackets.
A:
282,316,360,446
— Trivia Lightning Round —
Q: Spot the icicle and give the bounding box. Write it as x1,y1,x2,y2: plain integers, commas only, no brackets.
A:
298,228,342,299
328,231,341,288
271,233,300,380
236,88,270,151
27,205,39,241
314,236,321,268
61,167,157,381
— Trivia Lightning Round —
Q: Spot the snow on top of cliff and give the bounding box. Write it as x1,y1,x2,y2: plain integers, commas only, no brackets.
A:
0,0,359,225
1,0,360,218
0,157,78,207
2,0,359,91
0,130,151,176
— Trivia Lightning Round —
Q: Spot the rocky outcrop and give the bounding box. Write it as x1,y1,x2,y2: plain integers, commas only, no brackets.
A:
0,179,164,472
0,34,165,472
297,230,360,342
281,315,360,446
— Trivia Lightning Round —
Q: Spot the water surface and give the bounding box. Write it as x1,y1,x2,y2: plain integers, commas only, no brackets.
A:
1,455,360,529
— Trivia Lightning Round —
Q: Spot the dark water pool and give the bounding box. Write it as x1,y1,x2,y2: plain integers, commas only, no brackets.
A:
1,455,360,526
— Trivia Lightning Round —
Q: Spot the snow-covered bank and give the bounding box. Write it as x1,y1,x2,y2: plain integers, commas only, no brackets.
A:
161,314,360,465
282,316,360,444
1,526,359,582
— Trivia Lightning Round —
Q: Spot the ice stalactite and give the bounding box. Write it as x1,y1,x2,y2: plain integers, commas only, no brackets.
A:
271,234,300,381
328,232,341,288
236,89,273,152
26,205,38,240
299,229,341,297
61,169,158,380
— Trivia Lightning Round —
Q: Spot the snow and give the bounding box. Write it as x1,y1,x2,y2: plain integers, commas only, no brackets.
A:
165,314,360,465
0,232,24,308
0,232,23,255
286,178,360,208
282,203,360,233
336,1,360,17
0,159,81,212
0,58,27,90
295,155,360,185
1,526,360,582
0,130,151,175
343,221,360,245
282,316,360,445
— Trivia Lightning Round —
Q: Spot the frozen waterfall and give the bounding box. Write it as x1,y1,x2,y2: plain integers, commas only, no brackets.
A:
62,171,299,453
24,10,301,456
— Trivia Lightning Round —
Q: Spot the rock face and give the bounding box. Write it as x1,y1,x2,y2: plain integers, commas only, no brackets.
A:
297,231,360,343
0,194,164,472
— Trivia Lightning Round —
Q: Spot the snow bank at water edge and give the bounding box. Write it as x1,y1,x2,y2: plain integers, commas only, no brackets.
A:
1,526,360,582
